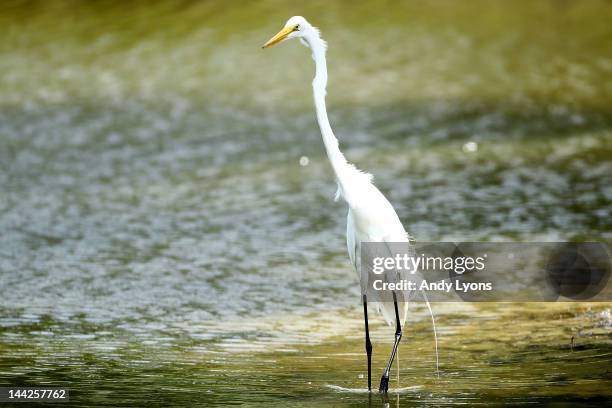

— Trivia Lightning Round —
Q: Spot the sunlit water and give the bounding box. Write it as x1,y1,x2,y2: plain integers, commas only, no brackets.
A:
0,1,611,406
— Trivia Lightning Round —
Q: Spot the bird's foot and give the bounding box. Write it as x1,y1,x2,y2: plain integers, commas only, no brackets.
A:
378,373,389,393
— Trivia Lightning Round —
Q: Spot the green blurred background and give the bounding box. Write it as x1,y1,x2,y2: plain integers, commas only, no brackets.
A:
0,1,611,406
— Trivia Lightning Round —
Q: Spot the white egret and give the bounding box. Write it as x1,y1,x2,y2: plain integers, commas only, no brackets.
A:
263,16,437,393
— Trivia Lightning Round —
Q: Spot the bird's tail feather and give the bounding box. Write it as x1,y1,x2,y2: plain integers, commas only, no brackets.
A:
421,290,440,377
396,345,400,389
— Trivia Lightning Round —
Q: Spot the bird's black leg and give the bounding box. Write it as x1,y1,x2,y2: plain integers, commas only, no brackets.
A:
379,291,402,393
363,294,373,392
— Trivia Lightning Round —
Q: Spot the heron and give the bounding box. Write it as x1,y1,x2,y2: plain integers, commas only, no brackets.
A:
262,16,438,393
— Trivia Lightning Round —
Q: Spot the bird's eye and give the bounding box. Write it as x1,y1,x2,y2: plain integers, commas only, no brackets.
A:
294,24,300,31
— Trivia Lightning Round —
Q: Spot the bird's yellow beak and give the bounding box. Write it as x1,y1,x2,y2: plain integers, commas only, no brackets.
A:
262,25,295,48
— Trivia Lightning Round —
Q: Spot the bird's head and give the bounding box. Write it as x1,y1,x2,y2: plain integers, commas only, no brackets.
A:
262,16,314,49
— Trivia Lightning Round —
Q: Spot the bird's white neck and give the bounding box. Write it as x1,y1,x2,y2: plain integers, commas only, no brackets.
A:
307,32,349,184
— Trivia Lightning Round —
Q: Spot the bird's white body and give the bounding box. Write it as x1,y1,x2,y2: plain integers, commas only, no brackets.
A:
263,17,438,389
294,16,411,325
347,204,410,325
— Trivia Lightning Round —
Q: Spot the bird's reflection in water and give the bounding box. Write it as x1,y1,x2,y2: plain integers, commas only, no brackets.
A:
365,392,400,408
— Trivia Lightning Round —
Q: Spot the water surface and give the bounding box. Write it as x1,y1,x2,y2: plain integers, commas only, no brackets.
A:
0,1,611,406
